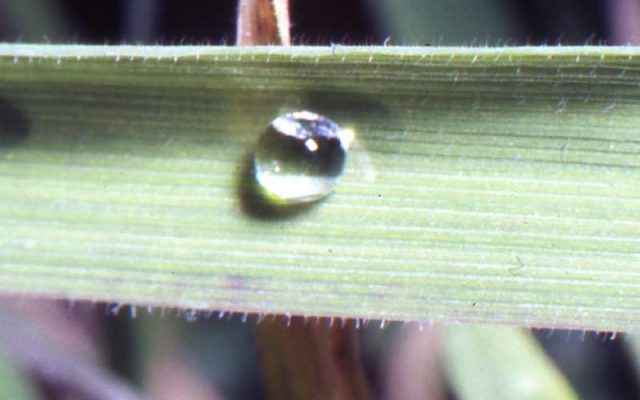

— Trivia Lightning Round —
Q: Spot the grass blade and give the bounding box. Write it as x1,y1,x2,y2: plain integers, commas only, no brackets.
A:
0,45,639,331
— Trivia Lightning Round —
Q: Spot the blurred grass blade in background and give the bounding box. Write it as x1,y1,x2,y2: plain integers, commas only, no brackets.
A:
443,326,578,400
0,307,144,400
0,350,37,400
0,45,639,332
628,335,640,378
368,0,516,44
0,0,68,42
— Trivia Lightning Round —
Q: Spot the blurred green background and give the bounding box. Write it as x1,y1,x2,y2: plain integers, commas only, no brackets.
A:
1,1,640,399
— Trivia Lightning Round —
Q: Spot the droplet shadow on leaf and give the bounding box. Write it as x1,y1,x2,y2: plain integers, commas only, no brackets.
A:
0,97,30,147
237,152,320,220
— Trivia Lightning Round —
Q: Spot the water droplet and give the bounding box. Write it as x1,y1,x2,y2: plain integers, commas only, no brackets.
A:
254,111,353,204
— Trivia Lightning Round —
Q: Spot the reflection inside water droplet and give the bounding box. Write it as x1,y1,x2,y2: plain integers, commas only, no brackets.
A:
254,111,353,204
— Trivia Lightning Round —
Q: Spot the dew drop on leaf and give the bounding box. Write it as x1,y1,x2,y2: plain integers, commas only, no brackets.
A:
254,111,354,204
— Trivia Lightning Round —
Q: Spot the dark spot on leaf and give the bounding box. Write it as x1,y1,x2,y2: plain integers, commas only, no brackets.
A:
227,274,246,290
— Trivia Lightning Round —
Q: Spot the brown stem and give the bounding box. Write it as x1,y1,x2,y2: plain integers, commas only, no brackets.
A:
255,316,372,400
236,0,290,45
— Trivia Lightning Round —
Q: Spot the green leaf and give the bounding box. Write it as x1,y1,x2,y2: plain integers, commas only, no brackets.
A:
0,45,639,331
443,326,577,400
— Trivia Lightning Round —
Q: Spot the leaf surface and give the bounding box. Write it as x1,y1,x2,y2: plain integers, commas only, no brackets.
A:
0,45,638,331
